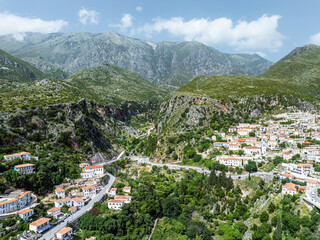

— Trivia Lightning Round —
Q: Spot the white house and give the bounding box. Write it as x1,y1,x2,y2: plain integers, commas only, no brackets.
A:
109,188,117,196
18,208,34,221
82,186,97,197
55,188,66,199
29,217,51,233
14,164,35,174
114,195,132,204
72,197,85,208
228,144,241,151
244,146,261,155
108,199,125,210
16,191,32,208
219,157,249,167
79,163,89,168
307,179,318,188
282,183,298,196
0,191,32,214
81,165,105,179
4,152,31,161
47,207,61,217
283,152,293,160
56,227,73,240
68,206,77,214
295,164,314,176
54,197,73,208
315,154,320,163
123,187,131,193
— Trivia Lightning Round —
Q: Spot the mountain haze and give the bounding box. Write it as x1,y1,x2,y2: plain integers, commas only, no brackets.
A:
0,32,273,89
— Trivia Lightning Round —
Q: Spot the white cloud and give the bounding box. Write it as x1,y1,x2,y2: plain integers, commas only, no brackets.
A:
135,14,284,52
136,6,143,12
78,8,99,25
309,32,320,45
110,14,133,31
0,12,68,40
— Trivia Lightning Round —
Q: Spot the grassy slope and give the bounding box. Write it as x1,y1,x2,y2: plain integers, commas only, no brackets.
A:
65,65,168,105
176,45,320,102
0,49,46,82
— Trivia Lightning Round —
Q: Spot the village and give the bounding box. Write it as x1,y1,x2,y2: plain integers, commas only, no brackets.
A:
0,153,132,240
0,111,320,239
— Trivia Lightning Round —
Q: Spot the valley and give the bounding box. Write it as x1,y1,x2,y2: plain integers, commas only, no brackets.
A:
0,34,320,240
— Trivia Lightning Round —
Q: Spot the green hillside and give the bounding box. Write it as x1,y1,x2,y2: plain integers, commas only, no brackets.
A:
262,44,320,89
0,49,46,82
65,64,167,105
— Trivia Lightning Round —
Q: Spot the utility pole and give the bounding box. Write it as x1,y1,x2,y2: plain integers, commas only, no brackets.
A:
196,80,198,91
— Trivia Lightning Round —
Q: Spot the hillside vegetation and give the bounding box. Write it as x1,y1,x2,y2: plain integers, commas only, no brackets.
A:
0,49,46,82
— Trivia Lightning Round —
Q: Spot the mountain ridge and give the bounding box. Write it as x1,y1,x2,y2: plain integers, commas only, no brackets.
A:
0,31,273,89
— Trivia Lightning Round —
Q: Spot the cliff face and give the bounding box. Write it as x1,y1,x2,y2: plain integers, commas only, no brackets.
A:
156,94,317,134
0,98,150,162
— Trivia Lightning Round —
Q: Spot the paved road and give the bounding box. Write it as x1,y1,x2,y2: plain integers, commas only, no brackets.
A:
130,156,273,179
41,173,115,240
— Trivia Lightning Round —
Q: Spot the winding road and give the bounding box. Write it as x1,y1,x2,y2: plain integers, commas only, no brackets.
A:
41,173,115,240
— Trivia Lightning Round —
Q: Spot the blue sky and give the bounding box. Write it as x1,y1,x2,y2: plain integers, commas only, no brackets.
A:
0,0,320,62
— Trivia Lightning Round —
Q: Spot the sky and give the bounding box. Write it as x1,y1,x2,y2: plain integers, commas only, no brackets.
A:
0,0,320,62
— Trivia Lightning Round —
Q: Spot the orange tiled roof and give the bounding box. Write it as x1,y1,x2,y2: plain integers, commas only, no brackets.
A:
110,188,117,191
30,217,50,227
115,195,131,199
0,199,18,206
14,163,35,168
18,208,33,215
47,207,60,213
54,197,72,203
282,183,297,191
72,197,84,203
84,165,103,170
16,191,31,199
108,199,125,203
57,227,72,235
307,179,317,184
55,188,65,193
4,152,30,157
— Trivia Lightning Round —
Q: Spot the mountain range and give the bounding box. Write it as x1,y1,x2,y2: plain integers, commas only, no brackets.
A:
0,32,273,90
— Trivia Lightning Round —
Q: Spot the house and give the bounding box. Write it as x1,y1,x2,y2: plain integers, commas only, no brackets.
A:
81,165,105,179
108,199,125,210
79,163,89,168
243,146,261,155
14,163,35,174
16,191,32,208
55,188,66,199
114,195,132,204
295,164,314,176
47,207,61,217
4,152,31,161
29,217,51,233
0,199,18,214
219,157,249,167
82,186,97,197
109,188,117,196
283,152,293,161
56,227,73,240
68,206,77,214
229,144,241,151
18,208,34,221
54,197,73,208
86,237,97,240
280,173,295,181
123,187,131,193
282,183,298,196
307,179,318,188
72,197,84,208
316,154,320,163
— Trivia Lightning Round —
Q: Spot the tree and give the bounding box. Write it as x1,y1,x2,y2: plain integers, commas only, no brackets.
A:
245,160,258,173
268,202,276,213
162,195,181,218
260,211,269,222
272,217,282,240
